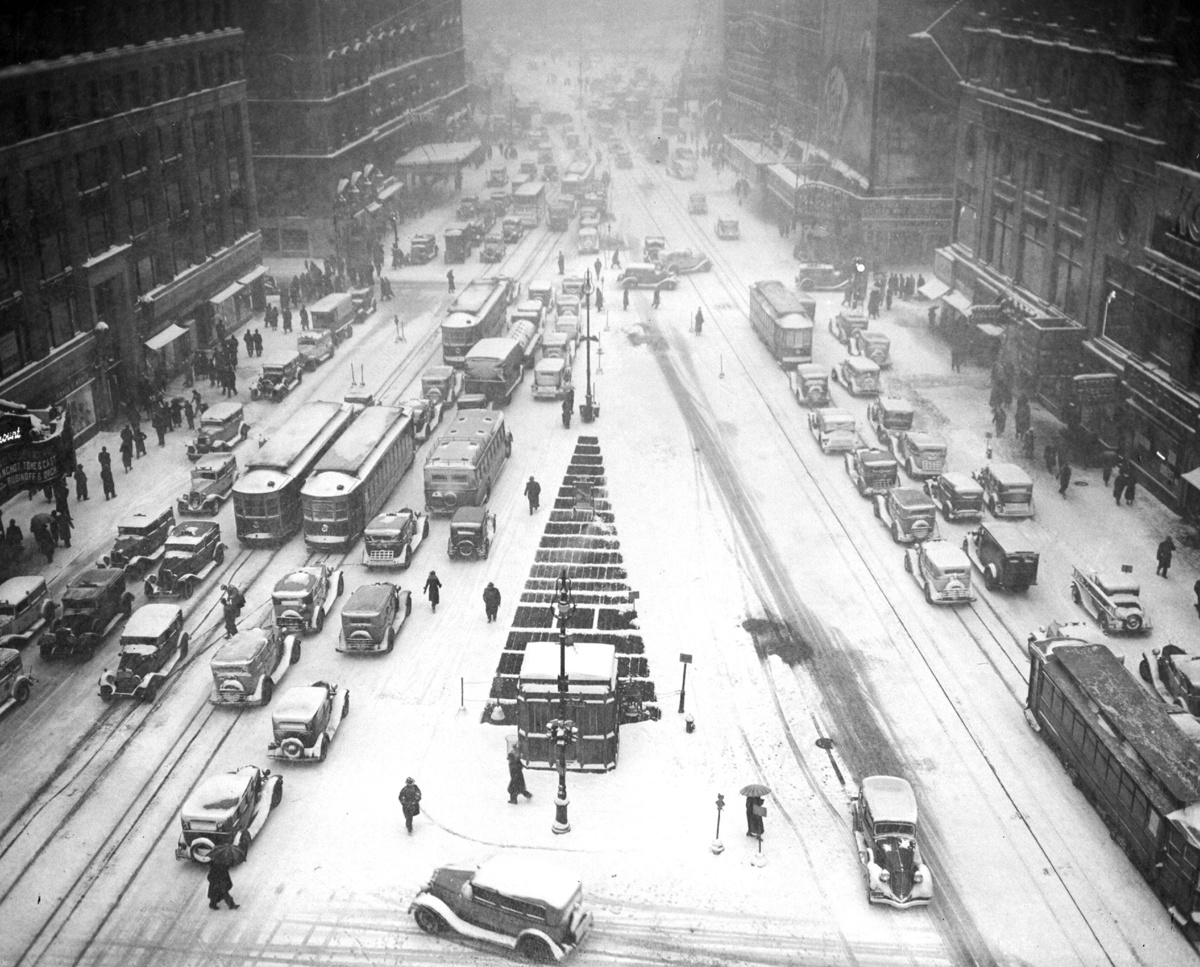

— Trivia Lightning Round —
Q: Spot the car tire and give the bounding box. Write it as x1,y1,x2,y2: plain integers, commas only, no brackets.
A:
291,640,301,664
924,583,933,604
271,779,283,807
403,546,412,569
903,553,912,574
984,568,997,592
14,679,31,704
181,580,193,600
314,609,325,633
422,518,430,539
891,522,901,543
99,685,113,702
282,737,305,759
1070,584,1081,605
516,935,555,963
261,677,274,705
140,681,158,703
387,627,396,653
414,907,445,935
342,692,350,717
1125,615,1143,632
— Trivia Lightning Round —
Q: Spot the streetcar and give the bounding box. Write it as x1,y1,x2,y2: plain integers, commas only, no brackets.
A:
232,401,355,546
300,405,416,550
424,410,510,516
747,281,815,368
561,160,595,200
441,279,510,367
511,180,547,228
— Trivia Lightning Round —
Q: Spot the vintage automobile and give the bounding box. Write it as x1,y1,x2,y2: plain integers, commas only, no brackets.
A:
456,195,479,220
577,226,600,255
0,647,34,715
578,208,600,232
250,352,304,403
851,776,934,908
268,681,350,761
175,764,282,863
480,232,507,262
845,447,900,498
832,357,882,397
925,472,985,522
209,625,300,706
401,397,445,442
867,397,914,445
808,408,859,454
489,191,511,217
830,311,870,346
351,286,377,322
187,401,250,460
99,507,175,577
421,364,463,406
444,225,471,263
178,453,238,516
794,364,830,408
1070,567,1152,634
502,216,525,243
410,234,439,264
617,263,678,290
973,462,1035,518
532,356,573,400
40,569,133,662
544,162,561,180
642,235,667,262
297,329,336,370
487,165,508,187
144,520,226,600
410,852,594,963
794,262,847,291
273,565,345,634
687,192,707,214
963,522,1039,592
447,506,496,560
0,576,54,650
657,249,712,275
711,217,738,241
363,508,430,568
1156,645,1200,716
98,603,188,702
892,432,947,480
854,329,892,368
904,539,974,604
519,159,538,178
874,487,939,544
668,145,698,179
542,331,575,364
336,582,412,654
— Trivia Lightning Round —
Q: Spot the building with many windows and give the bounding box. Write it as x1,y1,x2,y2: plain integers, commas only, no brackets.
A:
0,3,261,442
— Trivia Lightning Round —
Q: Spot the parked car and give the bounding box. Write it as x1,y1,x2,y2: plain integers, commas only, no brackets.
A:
667,145,698,179
209,625,300,706
144,520,226,600
362,508,430,568
488,165,508,187
336,582,412,654
688,192,707,214
421,365,463,406
456,195,479,220
1070,567,1152,634
853,329,892,368
845,447,900,498
577,226,599,255
272,565,345,634
874,487,939,543
186,401,250,461
793,262,847,290
175,764,282,863
642,235,667,261
892,432,947,480
0,576,54,651
480,232,506,262
830,312,868,347
410,852,594,962
99,507,175,577
715,218,740,240
268,681,350,761
925,472,984,522
617,263,677,289
447,506,496,560
1156,644,1200,716
401,397,445,442
40,569,133,662
808,408,859,454
657,249,712,274
98,603,188,702
851,776,934,908
963,522,1039,592
973,462,1035,518
250,352,303,401
904,540,974,604
532,356,573,400
502,216,525,243
0,645,35,715
410,234,439,264
867,397,913,445
832,357,881,396
297,329,336,370
793,364,830,407
178,453,238,516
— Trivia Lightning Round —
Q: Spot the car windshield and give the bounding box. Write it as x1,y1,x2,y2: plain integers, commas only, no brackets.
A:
874,821,915,837
63,597,97,609
0,605,16,617
200,792,242,811
118,525,154,536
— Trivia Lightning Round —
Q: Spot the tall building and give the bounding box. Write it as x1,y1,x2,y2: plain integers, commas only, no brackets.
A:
934,0,1200,510
241,0,469,259
721,0,962,265
0,3,261,443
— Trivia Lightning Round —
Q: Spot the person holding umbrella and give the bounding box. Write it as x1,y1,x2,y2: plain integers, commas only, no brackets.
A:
741,783,769,838
205,835,246,910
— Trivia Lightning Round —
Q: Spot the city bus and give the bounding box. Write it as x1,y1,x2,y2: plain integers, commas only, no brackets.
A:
561,160,595,200
424,410,510,516
300,405,415,550
1026,630,1200,937
233,401,355,546
441,279,510,367
747,280,815,368
511,180,548,228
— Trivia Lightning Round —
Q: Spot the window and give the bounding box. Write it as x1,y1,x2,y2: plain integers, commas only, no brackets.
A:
38,229,67,278
1018,217,1047,294
84,201,112,256
226,155,241,193
1029,152,1047,194
996,141,1014,180
134,255,154,295
76,146,107,192
26,162,63,212
127,192,149,236
1065,166,1085,210
963,124,978,172
989,201,1015,274
223,105,243,146
0,303,33,377
46,293,77,346
159,121,183,161
1052,232,1083,314
198,165,214,201
120,133,147,175
164,179,185,220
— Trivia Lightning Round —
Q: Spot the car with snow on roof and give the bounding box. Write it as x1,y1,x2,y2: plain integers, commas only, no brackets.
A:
410,851,594,962
421,365,463,406
362,508,430,568
687,192,707,214
963,521,1039,593
793,262,847,291
832,356,881,396
851,776,933,908
480,232,507,262
874,487,939,544
175,764,282,863
844,447,900,498
400,397,445,443
40,569,133,662
532,356,573,400
209,625,300,707
336,582,412,654
924,472,984,522
1070,566,1151,635
641,235,666,261
0,647,35,715
891,431,947,481
297,329,336,370
178,453,238,516
98,506,175,578
0,576,54,650
808,408,859,454
249,351,303,402
272,565,344,635
268,681,349,761
657,249,711,275
829,311,869,346
144,520,226,599
853,329,892,368
409,234,439,264
867,397,913,445
186,401,251,461
447,506,496,560
715,218,740,240
502,215,525,243
1156,645,1200,716
98,603,188,702
904,539,973,604
973,462,1035,518
793,364,830,408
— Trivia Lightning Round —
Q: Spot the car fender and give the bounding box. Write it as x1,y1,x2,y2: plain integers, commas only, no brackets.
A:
272,635,300,683
248,775,283,839
394,590,413,629
409,893,524,951
98,668,116,689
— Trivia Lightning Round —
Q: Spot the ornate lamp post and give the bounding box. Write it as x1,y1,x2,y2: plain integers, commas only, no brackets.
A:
580,271,598,422
548,570,577,834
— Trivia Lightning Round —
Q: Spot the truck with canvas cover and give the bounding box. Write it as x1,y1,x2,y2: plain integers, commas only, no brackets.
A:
309,293,356,344
463,337,525,406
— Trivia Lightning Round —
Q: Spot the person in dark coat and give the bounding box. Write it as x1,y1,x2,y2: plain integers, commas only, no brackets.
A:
557,251,565,275
424,571,442,612
694,308,704,334
398,777,422,833
100,465,116,500
119,438,134,472
222,596,239,638
446,270,455,293
52,509,71,548
1113,470,1126,505
134,426,147,457
5,518,22,550
282,307,293,333
120,424,134,450
992,406,1007,437
299,306,309,331
622,286,630,311
252,329,263,357
1058,462,1072,496
31,517,54,563
206,862,239,910
243,330,254,357
1123,475,1137,505
98,446,112,472
153,416,167,447
595,288,604,312
483,582,501,622
507,752,532,804
1014,395,1031,439
1044,444,1057,475
73,464,89,501
524,476,541,513
745,795,765,837
184,400,195,429
1157,536,1177,578
651,286,661,309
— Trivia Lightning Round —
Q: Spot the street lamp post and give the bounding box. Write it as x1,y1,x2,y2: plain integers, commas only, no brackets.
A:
581,271,598,422
549,570,577,835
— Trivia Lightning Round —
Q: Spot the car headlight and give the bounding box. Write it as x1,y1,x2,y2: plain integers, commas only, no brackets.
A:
879,870,890,882
913,870,923,882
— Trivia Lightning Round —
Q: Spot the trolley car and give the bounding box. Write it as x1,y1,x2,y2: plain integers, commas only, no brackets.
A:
232,401,355,546
441,279,510,367
747,281,815,368
424,411,510,516
300,406,416,550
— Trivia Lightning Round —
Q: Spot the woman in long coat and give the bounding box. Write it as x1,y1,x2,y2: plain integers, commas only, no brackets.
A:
206,862,238,910
507,753,532,804
424,571,442,612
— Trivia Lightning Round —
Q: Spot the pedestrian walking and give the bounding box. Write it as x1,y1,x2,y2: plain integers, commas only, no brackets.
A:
483,581,501,622
694,308,704,335
398,777,422,834
1124,475,1137,505
1113,470,1126,505
52,509,72,548
134,426,147,457
612,250,621,269
192,388,202,411
1100,451,1116,486
950,344,961,372
557,252,565,275
1023,429,1036,460
119,438,133,472
1014,395,1031,439
73,464,89,501
524,476,541,513
154,417,166,448
120,423,134,451
1058,462,1072,496
446,270,455,293
622,286,630,311
282,307,293,333
1156,536,1176,578
745,794,765,838
1044,444,1057,475
221,594,239,638
594,257,603,279
184,400,195,429
206,861,239,910
424,570,442,612
992,406,1007,437
243,329,254,358
595,288,604,312
507,752,533,804
5,518,22,549
252,329,263,357
651,286,661,309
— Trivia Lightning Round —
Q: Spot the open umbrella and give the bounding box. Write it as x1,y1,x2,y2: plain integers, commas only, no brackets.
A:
30,513,52,536
739,783,771,798
206,837,247,868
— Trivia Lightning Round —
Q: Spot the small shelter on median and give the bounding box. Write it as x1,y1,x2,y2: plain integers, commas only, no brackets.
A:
394,141,482,189
516,640,618,773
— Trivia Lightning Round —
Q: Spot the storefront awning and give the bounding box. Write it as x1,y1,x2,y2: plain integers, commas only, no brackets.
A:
209,282,245,305
918,278,950,301
1181,467,1200,492
237,266,269,286
377,182,405,202
144,323,190,353
940,289,974,316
